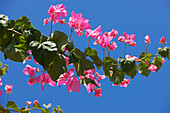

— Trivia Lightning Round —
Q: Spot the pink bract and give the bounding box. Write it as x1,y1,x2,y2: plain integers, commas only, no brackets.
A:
85,25,101,39
68,11,92,36
43,18,49,25
0,91,3,96
162,58,165,64
48,4,68,25
66,77,80,93
159,36,167,44
26,101,32,106
108,28,118,38
33,100,39,105
5,84,13,94
109,41,117,51
94,88,102,97
0,78,2,86
120,78,130,88
28,78,36,86
145,35,151,44
86,83,95,93
23,65,36,77
148,64,157,72
36,73,56,90
85,69,96,80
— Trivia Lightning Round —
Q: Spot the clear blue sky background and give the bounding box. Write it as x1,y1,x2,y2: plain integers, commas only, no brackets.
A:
1,0,170,113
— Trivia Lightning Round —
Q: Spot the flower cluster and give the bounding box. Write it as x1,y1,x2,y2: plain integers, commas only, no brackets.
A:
23,65,56,90
118,32,136,46
113,78,130,88
0,78,2,96
44,4,68,25
68,11,92,36
0,78,13,96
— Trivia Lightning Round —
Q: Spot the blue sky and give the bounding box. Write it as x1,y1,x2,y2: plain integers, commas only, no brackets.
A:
1,0,170,113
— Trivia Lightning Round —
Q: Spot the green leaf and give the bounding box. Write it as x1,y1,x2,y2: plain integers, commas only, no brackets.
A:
69,48,85,64
139,52,151,61
3,38,29,63
30,41,58,69
15,16,33,31
20,107,30,113
85,47,102,69
49,31,69,53
47,54,67,81
158,47,170,59
66,41,74,52
103,56,118,78
7,101,20,111
138,62,151,77
0,62,2,67
119,58,137,79
24,28,42,44
0,68,6,77
77,59,95,76
42,109,50,113
0,28,13,52
152,57,162,72
0,104,5,111
33,103,41,109
0,14,8,28
109,68,125,85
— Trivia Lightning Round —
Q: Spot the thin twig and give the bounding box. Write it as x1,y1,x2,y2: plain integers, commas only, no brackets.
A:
69,28,73,41
7,28,22,36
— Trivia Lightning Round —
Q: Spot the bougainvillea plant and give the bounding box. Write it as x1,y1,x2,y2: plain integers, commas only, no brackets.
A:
0,3,170,113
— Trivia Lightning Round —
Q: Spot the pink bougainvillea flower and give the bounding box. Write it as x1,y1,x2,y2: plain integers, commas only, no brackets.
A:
94,88,102,97
57,73,67,86
66,77,81,93
107,28,118,38
79,76,84,80
84,69,96,80
159,36,167,44
36,73,50,90
43,18,49,25
0,78,2,86
27,50,32,61
125,55,139,61
0,91,3,96
63,55,69,66
120,78,130,88
124,33,135,44
162,58,165,64
86,83,95,93
48,4,68,25
118,36,124,42
5,84,13,94
118,32,136,45
145,60,149,65
85,25,101,39
26,101,32,108
68,11,92,36
95,72,106,82
93,33,112,48
33,100,39,105
148,64,158,72
28,78,36,86
109,41,117,51
57,68,75,87
145,35,151,44
129,42,136,47
47,76,56,87
23,65,36,77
